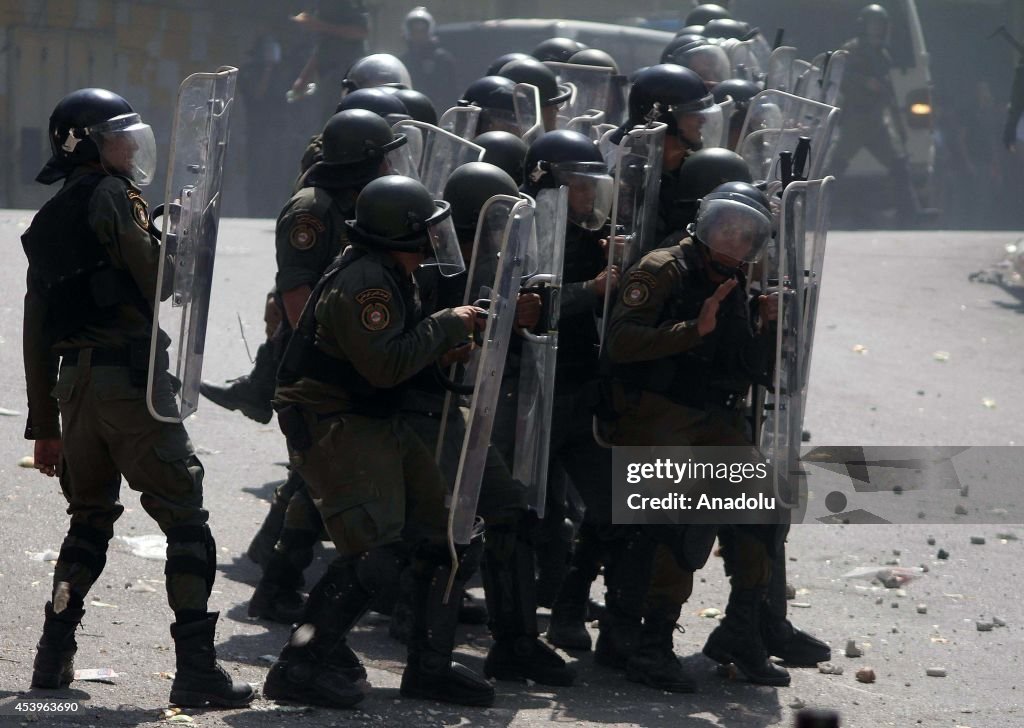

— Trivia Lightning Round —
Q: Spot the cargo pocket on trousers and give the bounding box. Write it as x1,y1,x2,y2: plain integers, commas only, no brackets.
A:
151,426,203,503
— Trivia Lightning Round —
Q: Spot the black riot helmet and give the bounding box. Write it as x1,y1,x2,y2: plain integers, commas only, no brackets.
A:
690,182,772,266
336,87,410,123
661,34,708,64
499,58,572,107
676,148,752,202
712,78,762,110
532,37,588,63
390,88,438,125
568,48,620,73
474,131,529,185
342,53,412,93
319,110,407,166
858,4,890,44
714,180,770,210
627,64,722,150
704,19,756,41
486,52,532,76
443,161,521,231
664,39,732,88
38,88,143,184
685,4,732,26
460,76,517,113
346,176,465,275
523,130,614,230
675,25,707,38
305,110,407,188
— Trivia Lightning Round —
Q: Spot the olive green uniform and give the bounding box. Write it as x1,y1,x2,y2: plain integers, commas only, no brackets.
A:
605,238,775,615
275,245,467,554
23,167,212,617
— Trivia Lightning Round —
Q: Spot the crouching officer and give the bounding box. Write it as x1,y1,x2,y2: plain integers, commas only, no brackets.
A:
263,175,493,708
604,184,790,688
21,88,254,707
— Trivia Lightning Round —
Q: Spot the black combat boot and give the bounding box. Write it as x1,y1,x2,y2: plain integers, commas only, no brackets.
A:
246,471,303,565
400,538,495,707
535,516,575,608
263,551,397,708
199,341,278,424
547,523,604,651
248,549,307,625
761,543,830,665
481,520,575,686
32,601,85,689
169,613,256,707
626,608,696,693
702,588,791,687
594,530,655,670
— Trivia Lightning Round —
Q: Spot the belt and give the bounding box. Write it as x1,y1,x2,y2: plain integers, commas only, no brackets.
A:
59,347,132,369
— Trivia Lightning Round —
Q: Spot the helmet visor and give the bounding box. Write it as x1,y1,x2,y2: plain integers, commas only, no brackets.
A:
673,45,732,88
551,162,614,231
89,114,157,185
674,102,724,150
423,201,466,277
694,197,771,262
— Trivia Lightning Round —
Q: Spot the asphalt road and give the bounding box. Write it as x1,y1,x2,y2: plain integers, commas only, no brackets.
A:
0,212,1021,728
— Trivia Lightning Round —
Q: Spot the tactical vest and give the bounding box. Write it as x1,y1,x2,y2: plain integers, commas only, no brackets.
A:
21,173,149,346
610,245,755,408
278,246,416,417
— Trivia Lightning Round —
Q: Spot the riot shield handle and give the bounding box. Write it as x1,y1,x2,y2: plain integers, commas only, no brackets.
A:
515,273,557,342
772,29,786,51
793,137,811,181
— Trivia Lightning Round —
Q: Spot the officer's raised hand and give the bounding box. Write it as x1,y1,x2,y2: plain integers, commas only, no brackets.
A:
515,292,542,329
698,278,738,336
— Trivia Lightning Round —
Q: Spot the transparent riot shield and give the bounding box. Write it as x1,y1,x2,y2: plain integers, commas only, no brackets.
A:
147,67,238,423
544,61,615,122
737,90,839,183
438,105,481,140
818,50,848,108
447,196,536,545
512,187,567,518
566,109,606,137
765,46,800,94
759,177,834,508
721,37,768,81
513,83,544,145
598,123,666,341
390,120,485,199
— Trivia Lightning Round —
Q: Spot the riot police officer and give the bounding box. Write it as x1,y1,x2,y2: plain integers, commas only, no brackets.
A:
263,175,492,708
458,76,524,136
499,58,573,132
400,7,459,109
393,161,575,686
604,184,790,688
611,64,724,241
23,88,254,708
209,110,409,625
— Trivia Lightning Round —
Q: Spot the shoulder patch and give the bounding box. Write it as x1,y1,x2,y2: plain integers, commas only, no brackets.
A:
360,301,391,331
127,190,149,231
621,270,657,308
355,288,392,305
289,223,317,251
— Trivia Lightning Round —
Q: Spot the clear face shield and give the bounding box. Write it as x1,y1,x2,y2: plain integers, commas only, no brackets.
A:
674,45,732,89
694,198,771,266
422,200,466,277
478,107,523,136
673,101,724,150
550,162,614,231
88,113,157,185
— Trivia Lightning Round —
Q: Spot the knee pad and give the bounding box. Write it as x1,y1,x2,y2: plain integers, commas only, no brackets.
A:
164,524,216,595
60,523,112,578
